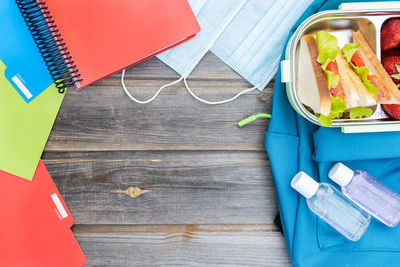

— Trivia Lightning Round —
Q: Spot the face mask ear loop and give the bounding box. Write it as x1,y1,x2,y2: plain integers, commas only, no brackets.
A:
121,69,184,104
183,77,257,105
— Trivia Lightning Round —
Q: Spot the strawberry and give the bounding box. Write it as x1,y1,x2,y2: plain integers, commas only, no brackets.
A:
381,19,400,50
382,56,400,86
382,48,400,59
383,104,400,120
382,54,400,120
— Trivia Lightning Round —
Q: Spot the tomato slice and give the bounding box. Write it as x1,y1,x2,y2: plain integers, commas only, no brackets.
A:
325,60,346,101
326,60,338,75
351,51,366,67
331,83,346,100
330,86,338,96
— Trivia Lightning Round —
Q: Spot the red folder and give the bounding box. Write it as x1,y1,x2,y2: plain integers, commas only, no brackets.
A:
0,160,87,267
43,0,200,89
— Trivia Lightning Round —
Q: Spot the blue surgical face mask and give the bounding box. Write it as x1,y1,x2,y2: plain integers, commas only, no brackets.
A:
156,0,246,78
121,0,313,104
211,0,314,91
121,0,249,105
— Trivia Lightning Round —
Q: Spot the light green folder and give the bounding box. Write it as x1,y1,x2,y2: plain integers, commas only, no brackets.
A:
0,60,64,180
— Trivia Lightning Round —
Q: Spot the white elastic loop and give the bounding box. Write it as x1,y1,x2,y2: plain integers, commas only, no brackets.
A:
183,77,257,105
121,69,183,104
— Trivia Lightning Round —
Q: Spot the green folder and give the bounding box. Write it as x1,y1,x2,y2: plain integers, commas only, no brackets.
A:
0,60,64,180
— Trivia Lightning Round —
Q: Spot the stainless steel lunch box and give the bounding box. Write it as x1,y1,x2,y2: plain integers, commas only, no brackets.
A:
281,2,400,133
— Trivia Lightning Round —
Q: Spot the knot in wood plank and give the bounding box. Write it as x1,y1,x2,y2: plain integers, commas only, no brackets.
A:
113,187,149,199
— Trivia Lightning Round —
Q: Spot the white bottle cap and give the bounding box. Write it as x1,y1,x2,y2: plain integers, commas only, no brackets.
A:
328,162,354,187
290,172,319,198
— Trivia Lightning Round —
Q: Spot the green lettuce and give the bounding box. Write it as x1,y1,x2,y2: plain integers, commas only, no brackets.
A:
342,47,379,98
354,66,369,80
329,96,347,118
325,70,339,89
317,96,346,127
349,107,373,119
354,66,378,97
317,98,373,127
363,79,379,98
342,43,360,62
353,66,378,97
316,31,339,69
318,115,334,127
315,31,340,89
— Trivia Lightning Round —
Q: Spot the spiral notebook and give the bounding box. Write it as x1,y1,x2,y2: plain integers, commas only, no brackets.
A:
14,0,200,100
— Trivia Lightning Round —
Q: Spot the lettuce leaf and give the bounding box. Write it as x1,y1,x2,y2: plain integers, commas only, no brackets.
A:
344,52,379,98
363,79,379,98
354,66,369,80
316,31,339,69
330,96,347,118
342,43,360,62
317,96,346,127
317,98,373,127
318,115,333,127
325,70,339,89
349,107,373,119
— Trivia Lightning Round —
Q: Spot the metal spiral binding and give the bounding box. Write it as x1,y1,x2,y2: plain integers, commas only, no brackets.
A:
15,0,82,93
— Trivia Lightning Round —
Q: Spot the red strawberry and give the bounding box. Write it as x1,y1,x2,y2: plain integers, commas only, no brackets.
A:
382,56,400,85
383,104,400,120
382,48,400,59
381,19,400,50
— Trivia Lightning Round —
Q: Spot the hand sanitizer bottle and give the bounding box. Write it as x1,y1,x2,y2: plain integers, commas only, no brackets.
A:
329,162,400,227
291,171,370,241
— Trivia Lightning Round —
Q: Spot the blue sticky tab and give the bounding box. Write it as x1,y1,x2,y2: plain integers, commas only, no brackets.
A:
0,1,53,103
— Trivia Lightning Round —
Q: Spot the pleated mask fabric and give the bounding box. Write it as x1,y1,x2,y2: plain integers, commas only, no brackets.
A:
211,0,315,90
156,0,246,78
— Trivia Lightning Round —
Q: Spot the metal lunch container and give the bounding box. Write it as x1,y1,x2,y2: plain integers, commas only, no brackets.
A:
281,2,400,133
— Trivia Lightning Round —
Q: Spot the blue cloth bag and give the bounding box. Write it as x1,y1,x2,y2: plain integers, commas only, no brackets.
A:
265,0,400,266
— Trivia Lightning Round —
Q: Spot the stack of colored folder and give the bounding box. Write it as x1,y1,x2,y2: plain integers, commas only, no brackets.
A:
0,0,199,265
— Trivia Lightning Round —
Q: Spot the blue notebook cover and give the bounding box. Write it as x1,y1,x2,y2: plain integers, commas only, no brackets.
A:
0,0,53,102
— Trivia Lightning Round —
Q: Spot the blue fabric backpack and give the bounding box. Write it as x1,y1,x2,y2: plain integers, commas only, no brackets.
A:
265,0,400,266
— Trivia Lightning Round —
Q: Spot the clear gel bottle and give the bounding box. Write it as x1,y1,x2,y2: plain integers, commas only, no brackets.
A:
291,171,370,241
329,162,400,227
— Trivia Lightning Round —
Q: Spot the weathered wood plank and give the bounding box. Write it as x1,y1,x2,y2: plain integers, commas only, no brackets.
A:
42,151,277,225
73,224,290,267
42,51,288,266
46,77,272,151
115,51,253,80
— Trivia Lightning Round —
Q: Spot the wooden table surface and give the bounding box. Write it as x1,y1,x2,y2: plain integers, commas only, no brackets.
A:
43,52,291,266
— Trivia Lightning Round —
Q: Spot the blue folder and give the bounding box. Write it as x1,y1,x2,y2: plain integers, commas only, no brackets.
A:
265,0,400,266
0,0,53,102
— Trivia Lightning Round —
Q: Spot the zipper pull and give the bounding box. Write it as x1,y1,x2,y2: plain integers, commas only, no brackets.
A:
238,113,271,127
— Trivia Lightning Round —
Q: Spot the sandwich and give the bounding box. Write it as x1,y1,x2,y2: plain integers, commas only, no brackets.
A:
344,31,400,103
297,31,400,126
